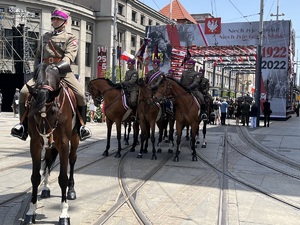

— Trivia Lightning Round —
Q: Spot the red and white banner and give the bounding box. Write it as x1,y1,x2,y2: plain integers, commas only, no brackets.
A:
120,51,134,61
97,46,107,78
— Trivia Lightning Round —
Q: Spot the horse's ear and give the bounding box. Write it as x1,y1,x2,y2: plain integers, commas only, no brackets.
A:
26,84,38,97
49,87,61,99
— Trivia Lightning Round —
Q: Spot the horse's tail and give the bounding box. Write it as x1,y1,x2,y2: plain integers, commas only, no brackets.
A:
42,146,58,176
28,89,47,117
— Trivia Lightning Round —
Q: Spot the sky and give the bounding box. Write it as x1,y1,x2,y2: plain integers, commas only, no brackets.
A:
141,0,300,73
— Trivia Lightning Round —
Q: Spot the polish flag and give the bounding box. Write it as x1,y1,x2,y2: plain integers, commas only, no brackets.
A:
120,51,134,61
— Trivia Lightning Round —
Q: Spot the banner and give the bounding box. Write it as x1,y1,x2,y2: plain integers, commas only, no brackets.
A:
97,46,107,78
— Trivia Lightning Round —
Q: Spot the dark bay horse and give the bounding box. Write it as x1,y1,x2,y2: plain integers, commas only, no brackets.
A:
25,63,79,225
137,81,166,159
88,78,138,157
154,77,201,161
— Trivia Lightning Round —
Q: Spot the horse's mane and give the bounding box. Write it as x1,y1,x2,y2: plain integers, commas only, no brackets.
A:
34,63,48,87
165,76,188,91
93,77,121,89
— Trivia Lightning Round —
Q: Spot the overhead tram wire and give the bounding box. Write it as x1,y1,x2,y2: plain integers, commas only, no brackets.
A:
228,0,252,24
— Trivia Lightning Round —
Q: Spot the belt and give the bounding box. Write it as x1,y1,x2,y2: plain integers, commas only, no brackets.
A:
43,57,62,64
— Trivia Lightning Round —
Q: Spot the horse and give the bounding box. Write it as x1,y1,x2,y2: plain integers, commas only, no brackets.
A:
137,80,166,159
88,78,139,157
24,63,79,225
154,76,202,162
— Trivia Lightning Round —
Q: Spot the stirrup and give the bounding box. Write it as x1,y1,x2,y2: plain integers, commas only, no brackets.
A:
11,124,28,141
201,113,208,121
79,126,92,141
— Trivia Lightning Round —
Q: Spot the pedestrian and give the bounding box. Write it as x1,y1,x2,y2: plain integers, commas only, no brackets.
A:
249,101,259,128
89,97,96,123
0,89,3,115
263,98,271,127
220,99,228,125
12,88,20,118
213,98,221,125
294,101,299,117
234,101,242,126
240,99,250,126
101,101,106,123
11,8,91,141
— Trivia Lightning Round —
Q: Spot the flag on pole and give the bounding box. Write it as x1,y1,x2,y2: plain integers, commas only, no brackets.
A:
181,46,191,66
120,51,134,61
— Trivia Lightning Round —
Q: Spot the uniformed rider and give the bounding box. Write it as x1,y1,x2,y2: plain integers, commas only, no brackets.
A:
198,69,213,107
121,59,139,121
180,59,207,119
11,8,91,141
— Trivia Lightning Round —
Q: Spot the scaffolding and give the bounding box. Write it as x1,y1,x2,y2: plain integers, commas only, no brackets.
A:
0,6,40,80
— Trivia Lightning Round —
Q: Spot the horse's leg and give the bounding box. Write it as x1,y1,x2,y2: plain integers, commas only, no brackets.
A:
57,141,71,224
103,119,113,156
114,120,122,158
196,124,200,145
191,124,198,161
202,121,207,148
174,122,183,162
130,121,138,152
123,123,129,145
157,122,163,154
163,119,168,142
168,118,175,153
67,133,79,200
185,125,190,141
143,124,150,153
150,121,157,160
24,139,43,224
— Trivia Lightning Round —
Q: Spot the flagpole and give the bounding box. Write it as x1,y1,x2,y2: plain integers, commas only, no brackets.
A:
112,0,117,83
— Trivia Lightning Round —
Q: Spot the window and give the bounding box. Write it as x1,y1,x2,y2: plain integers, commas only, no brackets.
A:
117,31,123,43
140,15,145,25
72,20,80,27
131,36,136,48
148,19,153,26
118,4,124,16
86,23,92,32
132,11,136,22
86,42,91,66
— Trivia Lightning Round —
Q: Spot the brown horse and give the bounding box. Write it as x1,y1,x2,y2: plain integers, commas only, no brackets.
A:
137,80,166,159
88,78,138,157
25,63,79,225
154,76,201,161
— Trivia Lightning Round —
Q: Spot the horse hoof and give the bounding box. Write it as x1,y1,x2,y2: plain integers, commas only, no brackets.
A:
157,149,162,153
137,154,143,158
130,148,135,152
202,144,206,148
59,217,70,225
196,140,200,144
173,156,179,162
67,190,77,200
143,150,148,153
114,153,121,158
151,155,157,160
168,149,173,153
124,142,129,146
185,136,190,141
24,214,36,224
41,189,50,198
102,151,108,157
192,156,198,161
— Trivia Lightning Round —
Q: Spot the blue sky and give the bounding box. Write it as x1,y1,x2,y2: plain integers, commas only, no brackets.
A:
141,0,300,62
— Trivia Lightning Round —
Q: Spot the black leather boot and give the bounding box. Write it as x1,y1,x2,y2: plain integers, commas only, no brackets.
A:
77,106,92,141
11,103,28,141
200,104,208,120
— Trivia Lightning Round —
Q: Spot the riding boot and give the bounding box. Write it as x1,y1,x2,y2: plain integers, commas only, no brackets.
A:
201,104,208,120
130,106,137,122
11,103,28,141
77,106,92,141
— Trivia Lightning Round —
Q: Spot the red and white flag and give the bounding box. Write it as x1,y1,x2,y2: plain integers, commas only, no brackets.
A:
120,51,134,61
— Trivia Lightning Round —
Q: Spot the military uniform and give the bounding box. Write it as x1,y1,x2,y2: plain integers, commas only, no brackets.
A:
145,68,164,90
123,68,139,107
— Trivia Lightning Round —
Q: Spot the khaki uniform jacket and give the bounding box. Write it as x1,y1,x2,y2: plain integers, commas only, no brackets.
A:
180,70,200,89
145,69,164,89
20,28,86,106
124,69,139,91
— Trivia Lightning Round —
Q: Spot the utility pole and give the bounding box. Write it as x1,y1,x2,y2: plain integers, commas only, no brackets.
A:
255,0,264,127
112,0,117,83
270,0,285,21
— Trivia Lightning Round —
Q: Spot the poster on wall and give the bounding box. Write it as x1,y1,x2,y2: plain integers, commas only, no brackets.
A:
97,46,107,78
145,20,291,118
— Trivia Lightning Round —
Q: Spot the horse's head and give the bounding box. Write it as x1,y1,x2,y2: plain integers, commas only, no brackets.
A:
29,64,62,116
153,76,169,103
88,80,102,107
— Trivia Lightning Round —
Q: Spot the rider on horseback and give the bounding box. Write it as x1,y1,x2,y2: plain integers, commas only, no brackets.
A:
11,8,91,141
121,59,139,121
198,69,213,109
180,59,208,120
145,58,166,119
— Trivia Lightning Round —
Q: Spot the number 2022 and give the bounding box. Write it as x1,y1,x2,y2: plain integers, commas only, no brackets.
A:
261,60,286,69
262,47,287,58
